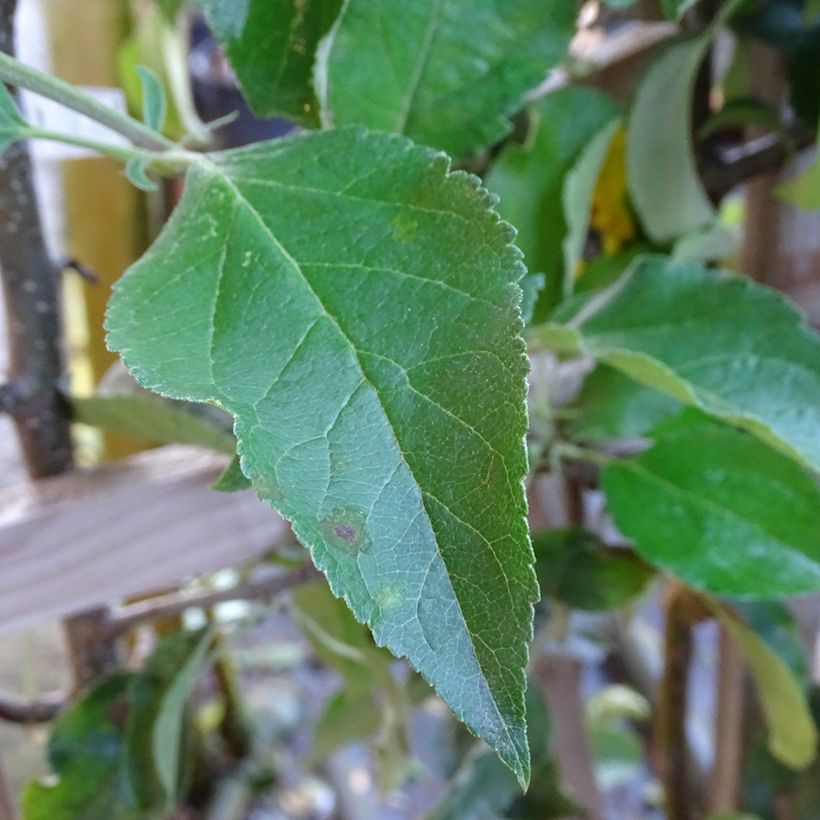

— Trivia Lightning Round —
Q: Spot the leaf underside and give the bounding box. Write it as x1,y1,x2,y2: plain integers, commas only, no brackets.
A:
106,126,534,783
317,0,576,160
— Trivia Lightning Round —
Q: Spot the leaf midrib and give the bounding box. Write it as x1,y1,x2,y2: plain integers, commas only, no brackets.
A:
197,157,523,767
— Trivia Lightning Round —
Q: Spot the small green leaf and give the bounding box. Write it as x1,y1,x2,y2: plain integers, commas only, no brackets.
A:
317,0,576,160
711,600,818,770
533,529,655,611
125,156,159,192
537,255,820,472
671,219,739,263
210,453,252,492
72,393,235,453
200,0,342,124
0,82,27,155
603,411,820,598
106,127,534,784
135,65,166,132
124,628,213,810
627,36,715,243
21,673,139,820
571,365,682,442
486,87,620,319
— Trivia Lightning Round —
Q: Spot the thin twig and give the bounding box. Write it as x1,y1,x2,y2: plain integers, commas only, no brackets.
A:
0,0,119,688
104,563,321,638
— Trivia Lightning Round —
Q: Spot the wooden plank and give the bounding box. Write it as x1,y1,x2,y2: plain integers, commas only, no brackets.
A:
0,446,290,634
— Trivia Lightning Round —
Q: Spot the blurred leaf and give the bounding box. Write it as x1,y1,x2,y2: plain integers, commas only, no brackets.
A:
200,0,342,124
21,673,140,820
697,97,782,141
124,628,213,811
732,600,808,688
119,3,208,142
711,601,817,769
535,255,820,473
519,272,545,325
533,529,655,611
72,393,235,454
672,220,740,263
627,36,715,243
603,410,820,598
563,119,622,296
0,82,26,154
317,1,576,160
292,581,413,789
487,87,619,318
662,0,703,20
135,65,166,132
210,454,251,492
571,365,682,442
429,683,576,820
777,134,820,210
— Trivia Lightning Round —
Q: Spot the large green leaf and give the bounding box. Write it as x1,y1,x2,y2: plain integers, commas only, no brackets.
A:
124,628,213,810
536,255,820,472
106,127,534,783
200,0,342,124
603,411,820,598
316,0,576,160
21,673,140,820
486,87,619,319
626,36,715,243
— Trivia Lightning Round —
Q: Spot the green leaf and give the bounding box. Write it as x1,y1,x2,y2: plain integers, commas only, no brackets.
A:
124,627,213,811
486,87,619,319
200,0,342,124
536,255,820,472
671,219,740,263
562,118,621,295
627,37,715,243
106,127,534,784
0,82,27,155
72,393,235,453
316,0,576,160
533,529,654,611
135,65,166,132
571,365,682,442
711,600,818,770
21,673,140,820
210,453,252,492
603,410,820,598
125,156,158,192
